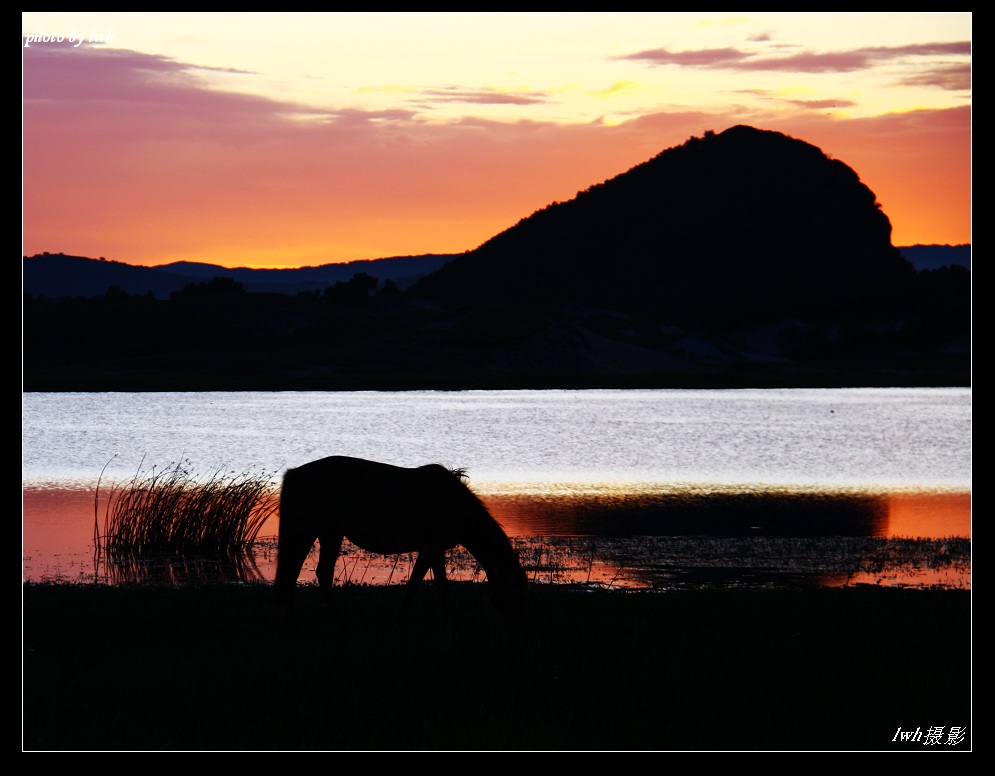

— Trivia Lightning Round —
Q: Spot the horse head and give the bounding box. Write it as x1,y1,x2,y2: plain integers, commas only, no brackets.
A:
486,554,529,621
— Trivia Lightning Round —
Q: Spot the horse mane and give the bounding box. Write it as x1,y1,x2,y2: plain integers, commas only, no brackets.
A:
444,466,492,517
446,467,521,567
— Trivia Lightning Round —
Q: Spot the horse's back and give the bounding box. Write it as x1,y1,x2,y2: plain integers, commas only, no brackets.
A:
287,455,400,479
280,456,466,554
283,455,409,494
281,456,457,518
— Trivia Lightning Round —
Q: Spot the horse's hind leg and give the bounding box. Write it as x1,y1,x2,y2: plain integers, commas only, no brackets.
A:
275,533,315,629
315,535,343,616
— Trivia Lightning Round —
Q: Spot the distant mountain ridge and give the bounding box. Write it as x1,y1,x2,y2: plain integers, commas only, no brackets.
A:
894,244,971,271
22,243,967,302
154,253,454,288
22,252,455,300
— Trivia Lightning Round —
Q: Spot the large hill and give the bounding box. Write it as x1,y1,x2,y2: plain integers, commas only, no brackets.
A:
414,125,916,327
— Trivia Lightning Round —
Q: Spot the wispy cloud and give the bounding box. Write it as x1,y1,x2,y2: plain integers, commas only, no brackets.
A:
591,81,647,99
416,87,550,106
895,63,971,91
617,40,972,77
782,98,858,110
618,46,746,67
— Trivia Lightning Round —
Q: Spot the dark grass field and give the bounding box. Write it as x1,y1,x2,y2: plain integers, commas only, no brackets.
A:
22,582,971,751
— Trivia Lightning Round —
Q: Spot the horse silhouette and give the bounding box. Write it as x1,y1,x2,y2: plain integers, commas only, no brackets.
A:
275,456,527,623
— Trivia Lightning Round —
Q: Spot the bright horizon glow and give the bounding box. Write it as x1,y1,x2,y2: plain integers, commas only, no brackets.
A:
22,12,971,269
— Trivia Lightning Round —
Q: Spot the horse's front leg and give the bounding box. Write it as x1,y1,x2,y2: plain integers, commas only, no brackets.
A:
399,549,446,619
430,555,448,610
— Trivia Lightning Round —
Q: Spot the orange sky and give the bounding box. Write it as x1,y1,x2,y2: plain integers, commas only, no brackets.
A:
21,13,971,269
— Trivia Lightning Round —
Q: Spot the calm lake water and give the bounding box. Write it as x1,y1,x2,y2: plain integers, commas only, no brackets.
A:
22,388,972,590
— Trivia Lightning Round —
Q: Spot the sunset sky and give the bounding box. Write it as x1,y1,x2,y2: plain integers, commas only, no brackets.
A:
22,12,971,269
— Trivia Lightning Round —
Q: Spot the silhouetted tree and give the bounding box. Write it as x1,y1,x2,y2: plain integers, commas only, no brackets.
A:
324,272,378,306
377,278,401,297
171,276,245,300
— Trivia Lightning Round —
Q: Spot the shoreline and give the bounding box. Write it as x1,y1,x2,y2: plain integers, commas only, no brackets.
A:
22,370,973,392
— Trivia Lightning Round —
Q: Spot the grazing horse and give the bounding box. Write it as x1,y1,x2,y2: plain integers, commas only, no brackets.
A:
275,456,527,623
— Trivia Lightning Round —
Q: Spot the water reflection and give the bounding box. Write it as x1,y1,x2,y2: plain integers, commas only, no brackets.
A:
94,551,268,586
540,535,973,591
23,484,971,589
485,490,889,538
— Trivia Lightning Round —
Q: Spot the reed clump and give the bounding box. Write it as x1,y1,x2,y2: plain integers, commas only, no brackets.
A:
96,459,278,561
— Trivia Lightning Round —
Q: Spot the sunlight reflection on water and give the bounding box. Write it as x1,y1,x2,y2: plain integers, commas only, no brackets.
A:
23,388,971,489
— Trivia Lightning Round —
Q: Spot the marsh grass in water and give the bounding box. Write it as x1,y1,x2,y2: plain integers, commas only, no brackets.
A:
95,459,278,569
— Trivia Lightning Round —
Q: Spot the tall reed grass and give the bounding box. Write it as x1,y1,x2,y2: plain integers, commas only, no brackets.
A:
95,459,278,563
